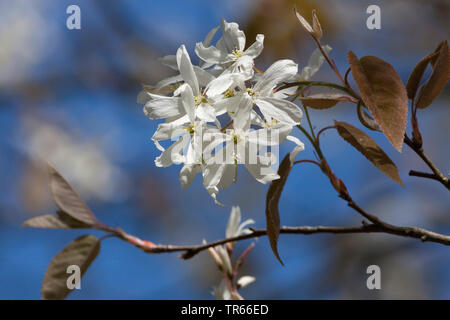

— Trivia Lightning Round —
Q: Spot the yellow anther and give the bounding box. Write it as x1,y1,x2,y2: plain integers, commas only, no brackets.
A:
266,119,278,128
194,95,209,106
223,88,235,98
232,49,244,59
246,88,258,98
184,123,195,135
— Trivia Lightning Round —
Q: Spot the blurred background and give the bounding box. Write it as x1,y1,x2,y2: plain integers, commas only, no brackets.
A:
0,0,449,299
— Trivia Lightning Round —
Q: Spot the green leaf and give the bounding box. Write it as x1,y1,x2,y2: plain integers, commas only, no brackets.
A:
348,52,408,152
48,165,98,225
415,40,450,109
265,154,293,265
42,235,101,300
334,121,403,186
300,93,357,109
22,210,93,229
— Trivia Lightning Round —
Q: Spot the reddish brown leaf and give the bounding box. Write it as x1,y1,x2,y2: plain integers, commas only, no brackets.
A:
335,121,403,186
406,42,441,99
300,93,357,109
48,165,98,225
416,40,450,109
348,52,408,152
294,7,314,34
311,10,323,39
42,235,100,300
22,211,92,229
265,154,293,265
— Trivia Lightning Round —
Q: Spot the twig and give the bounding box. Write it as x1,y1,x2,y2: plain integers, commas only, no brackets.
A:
409,170,444,182
404,134,449,189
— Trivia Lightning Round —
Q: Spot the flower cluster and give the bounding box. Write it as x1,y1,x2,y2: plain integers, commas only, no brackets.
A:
139,19,329,204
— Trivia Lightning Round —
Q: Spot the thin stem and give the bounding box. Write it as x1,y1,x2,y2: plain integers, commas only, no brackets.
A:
316,125,336,146
312,38,345,86
303,105,316,140
404,134,449,189
296,124,324,160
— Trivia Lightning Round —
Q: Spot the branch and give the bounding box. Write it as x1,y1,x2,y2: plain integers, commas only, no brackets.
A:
101,216,450,260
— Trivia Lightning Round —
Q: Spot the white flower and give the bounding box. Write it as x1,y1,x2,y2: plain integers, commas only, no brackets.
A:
226,206,254,238
196,19,264,79
151,83,205,167
207,60,304,126
143,45,217,122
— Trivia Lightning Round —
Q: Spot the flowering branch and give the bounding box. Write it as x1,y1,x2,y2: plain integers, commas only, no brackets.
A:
23,8,449,300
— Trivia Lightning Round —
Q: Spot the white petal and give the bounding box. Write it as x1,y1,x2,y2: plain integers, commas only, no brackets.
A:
272,82,299,100
143,97,183,119
137,90,151,104
194,66,216,87
218,163,236,190
226,206,241,238
212,94,243,116
155,74,183,91
195,42,233,65
158,55,178,70
197,25,220,68
164,114,190,126
196,103,216,122
237,276,256,288
245,154,280,184
250,110,266,127
176,45,200,96
232,94,253,131
155,135,188,167
202,163,232,206
300,45,332,81
237,219,255,236
176,83,196,122
247,125,292,146
152,122,186,142
221,19,246,52
185,126,203,165
203,25,219,47
254,59,298,95
227,55,255,79
206,73,245,98
179,164,200,188
286,135,305,163
216,246,233,274
244,34,264,59
202,163,226,188
216,37,228,53
255,97,303,125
